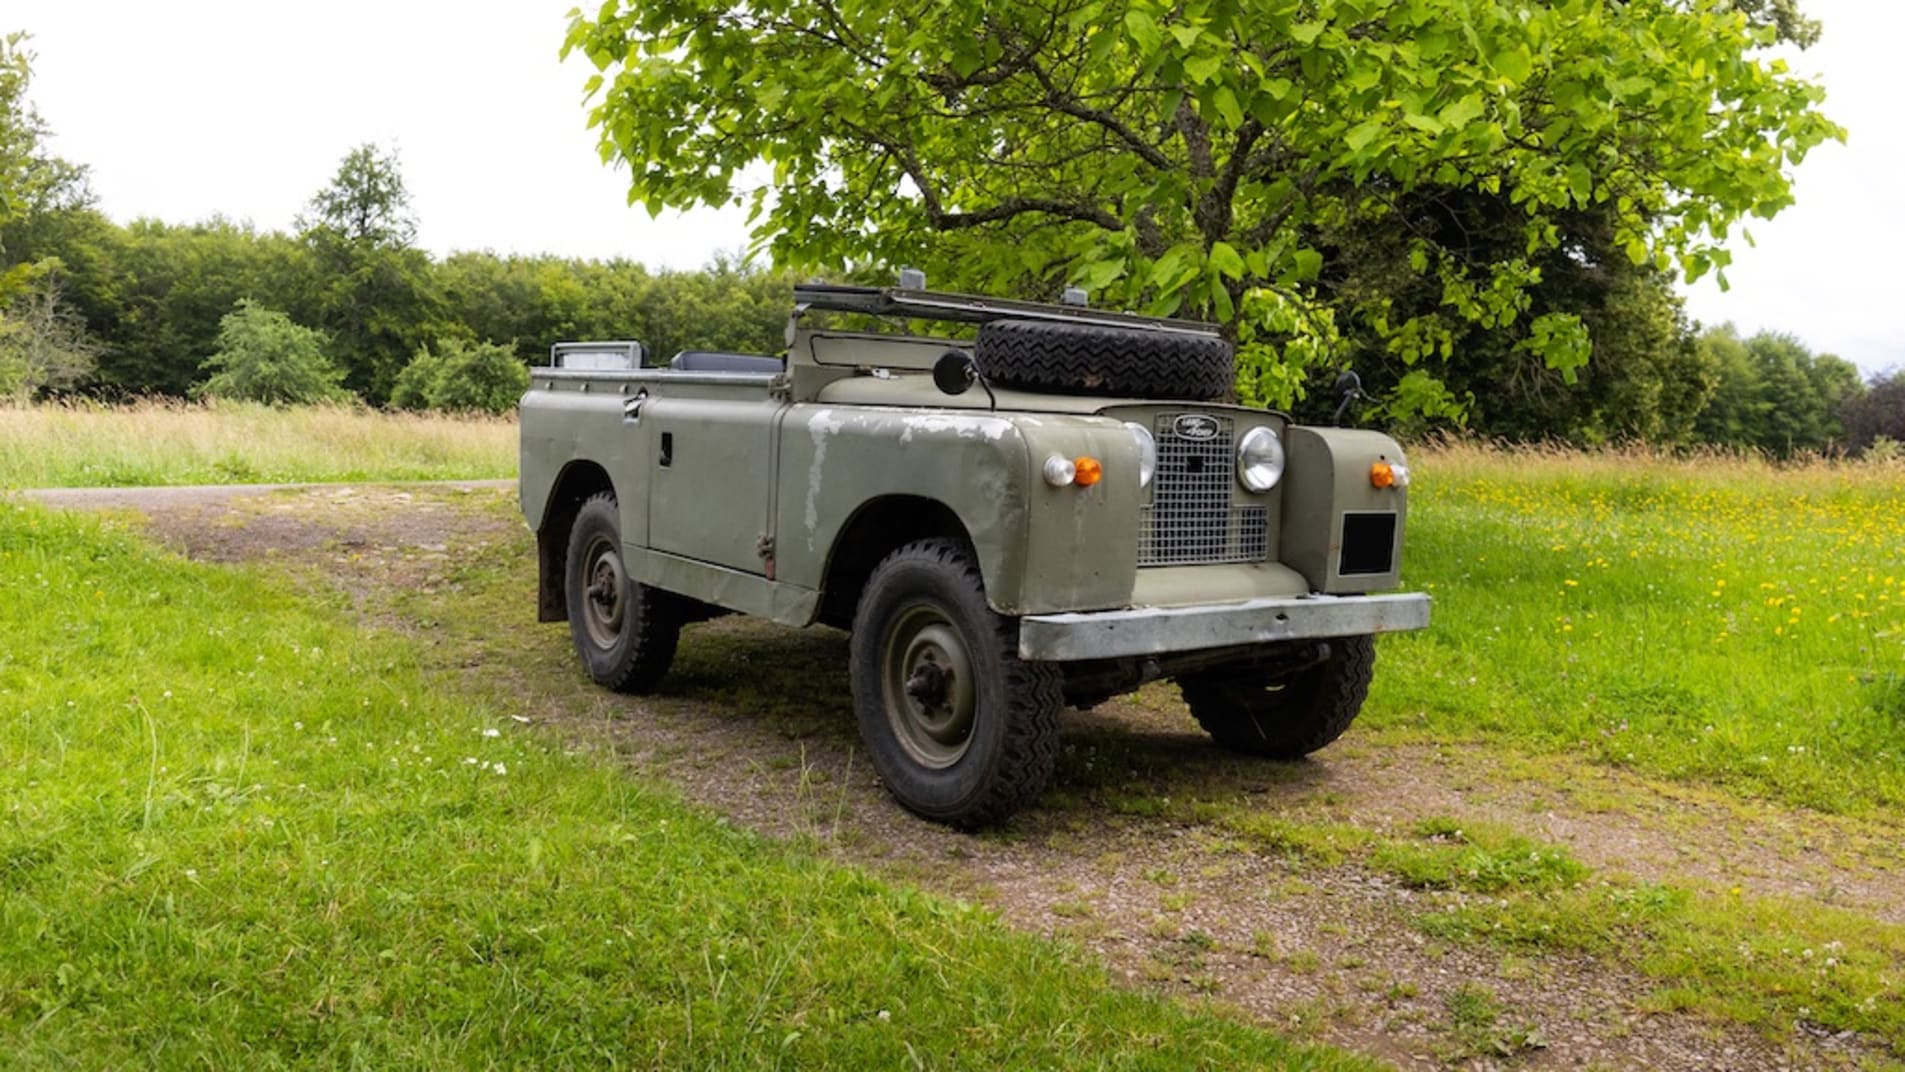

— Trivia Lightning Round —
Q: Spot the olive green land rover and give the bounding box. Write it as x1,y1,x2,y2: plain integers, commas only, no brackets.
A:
519,281,1428,827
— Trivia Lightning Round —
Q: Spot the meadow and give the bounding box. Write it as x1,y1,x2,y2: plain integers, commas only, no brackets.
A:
1378,442,1905,815
0,400,516,488
4,405,1905,1065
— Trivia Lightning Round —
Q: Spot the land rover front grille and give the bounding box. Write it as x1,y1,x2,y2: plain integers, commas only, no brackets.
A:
1138,413,1270,567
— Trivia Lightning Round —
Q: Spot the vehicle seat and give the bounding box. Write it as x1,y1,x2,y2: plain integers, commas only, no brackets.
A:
669,351,783,374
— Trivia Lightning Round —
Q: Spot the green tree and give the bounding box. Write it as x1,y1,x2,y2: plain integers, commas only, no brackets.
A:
0,279,97,401
1691,325,1770,447
0,32,89,258
198,300,347,405
389,338,528,415
1724,0,1821,47
1840,371,1905,455
566,0,1838,419
1,27,93,390
300,144,441,401
1314,188,1714,441
1690,325,1861,455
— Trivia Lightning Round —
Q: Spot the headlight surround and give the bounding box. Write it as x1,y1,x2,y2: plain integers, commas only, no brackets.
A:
1237,425,1285,492
1124,422,1156,488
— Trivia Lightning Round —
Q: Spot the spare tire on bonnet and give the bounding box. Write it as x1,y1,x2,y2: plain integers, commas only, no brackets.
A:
973,318,1235,402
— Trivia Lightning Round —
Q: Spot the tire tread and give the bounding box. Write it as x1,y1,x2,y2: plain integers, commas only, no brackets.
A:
974,319,1234,401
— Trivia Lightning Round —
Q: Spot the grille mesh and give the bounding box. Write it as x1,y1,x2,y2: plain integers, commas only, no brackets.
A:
1138,413,1270,567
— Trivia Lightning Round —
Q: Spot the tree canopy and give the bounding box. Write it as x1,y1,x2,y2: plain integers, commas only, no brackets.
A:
198,300,348,406
566,0,1841,416
1692,324,1864,456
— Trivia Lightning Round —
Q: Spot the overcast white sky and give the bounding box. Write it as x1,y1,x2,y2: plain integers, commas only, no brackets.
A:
9,0,1901,375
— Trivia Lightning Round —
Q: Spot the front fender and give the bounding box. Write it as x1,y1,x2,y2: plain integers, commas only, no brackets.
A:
774,407,1140,615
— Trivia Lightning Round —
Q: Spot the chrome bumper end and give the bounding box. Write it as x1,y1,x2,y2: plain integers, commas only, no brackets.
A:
1017,592,1431,662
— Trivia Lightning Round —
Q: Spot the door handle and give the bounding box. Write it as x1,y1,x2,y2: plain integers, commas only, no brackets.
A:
622,388,649,422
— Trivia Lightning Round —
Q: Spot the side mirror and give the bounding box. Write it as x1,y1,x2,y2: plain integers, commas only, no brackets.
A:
933,349,978,396
1332,369,1364,427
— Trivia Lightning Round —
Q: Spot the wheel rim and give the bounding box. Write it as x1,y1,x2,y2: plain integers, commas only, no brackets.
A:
880,600,978,769
579,533,626,650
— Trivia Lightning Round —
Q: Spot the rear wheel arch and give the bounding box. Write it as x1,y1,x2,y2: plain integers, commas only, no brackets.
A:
536,461,617,623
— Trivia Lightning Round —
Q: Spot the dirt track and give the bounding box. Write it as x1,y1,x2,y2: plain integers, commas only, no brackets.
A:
31,482,1902,1071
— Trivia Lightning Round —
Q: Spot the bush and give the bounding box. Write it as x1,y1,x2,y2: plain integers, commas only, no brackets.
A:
388,339,527,415
388,349,449,411
0,282,99,403
197,300,347,405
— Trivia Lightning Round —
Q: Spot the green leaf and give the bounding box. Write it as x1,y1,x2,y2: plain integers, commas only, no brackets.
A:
1567,164,1592,205
1343,119,1386,153
1169,25,1202,49
1491,46,1533,84
1439,94,1485,130
1184,52,1225,84
1208,241,1245,280
1291,249,1323,282
1289,21,1325,45
1124,11,1162,53
1211,86,1243,127
1073,258,1126,291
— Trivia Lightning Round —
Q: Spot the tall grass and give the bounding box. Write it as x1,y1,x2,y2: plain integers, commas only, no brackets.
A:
1375,440,1905,813
0,399,516,488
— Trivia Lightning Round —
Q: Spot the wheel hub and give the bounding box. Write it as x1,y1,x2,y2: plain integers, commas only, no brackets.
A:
580,537,626,649
883,605,978,769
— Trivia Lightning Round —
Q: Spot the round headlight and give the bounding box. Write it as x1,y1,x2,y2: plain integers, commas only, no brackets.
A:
1042,453,1077,487
1124,422,1156,488
1237,426,1285,492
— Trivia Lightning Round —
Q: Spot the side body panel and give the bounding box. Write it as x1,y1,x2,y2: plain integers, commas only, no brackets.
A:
520,370,815,625
640,393,784,573
519,379,646,540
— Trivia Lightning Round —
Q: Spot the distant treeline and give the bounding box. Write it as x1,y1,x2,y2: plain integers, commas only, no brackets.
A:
10,192,1899,454
3,193,788,402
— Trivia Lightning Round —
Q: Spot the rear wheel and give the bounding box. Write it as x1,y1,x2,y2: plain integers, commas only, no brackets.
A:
1179,637,1376,758
850,539,1062,827
565,493,679,693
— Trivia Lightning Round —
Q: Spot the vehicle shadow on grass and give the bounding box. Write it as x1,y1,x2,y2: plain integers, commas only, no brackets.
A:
657,612,1343,825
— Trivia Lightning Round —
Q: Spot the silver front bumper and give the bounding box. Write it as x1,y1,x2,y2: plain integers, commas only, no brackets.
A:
1017,592,1431,662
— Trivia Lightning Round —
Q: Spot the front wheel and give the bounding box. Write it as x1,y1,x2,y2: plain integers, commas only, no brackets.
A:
849,539,1062,828
1179,636,1376,758
564,493,679,694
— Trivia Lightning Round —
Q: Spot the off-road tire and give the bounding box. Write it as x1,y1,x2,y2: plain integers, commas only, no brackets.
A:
565,493,679,694
1179,636,1377,758
973,318,1234,401
850,539,1063,828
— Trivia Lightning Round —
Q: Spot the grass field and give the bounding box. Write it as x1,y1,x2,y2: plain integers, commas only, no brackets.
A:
1378,442,1905,815
6,414,1905,1065
0,502,1366,1069
0,400,516,488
